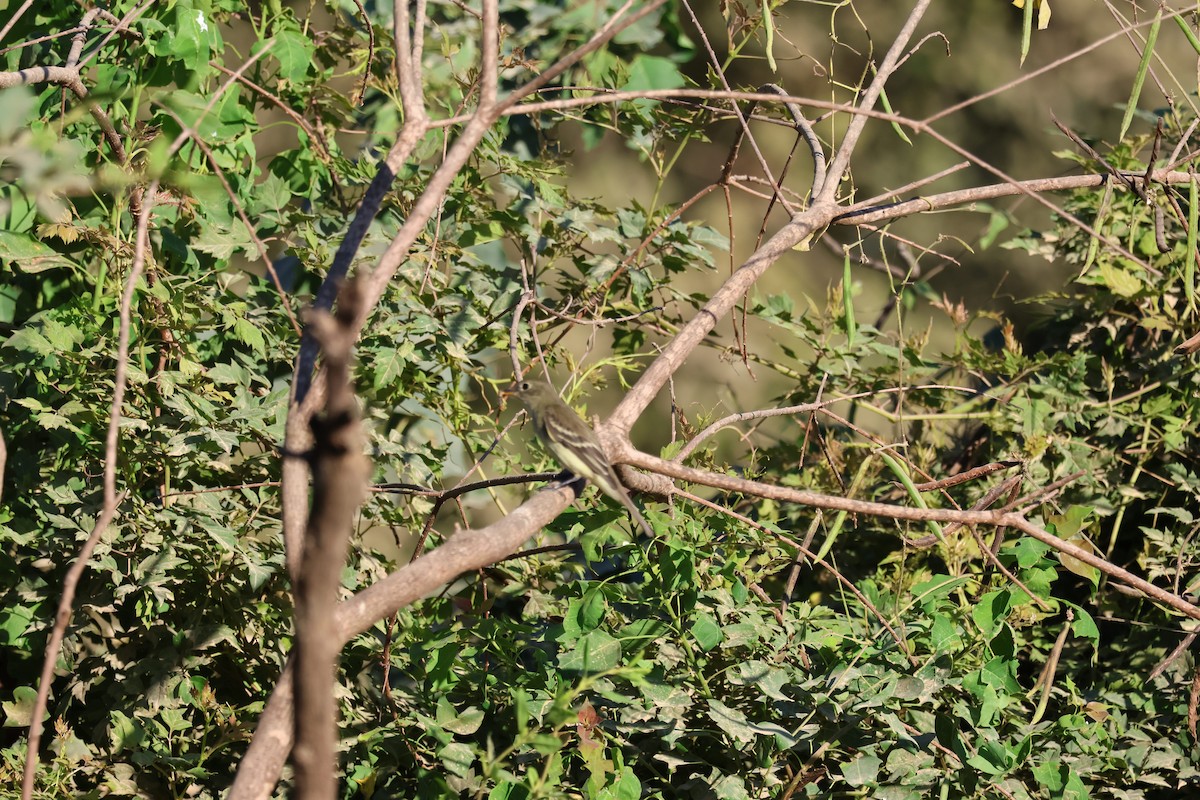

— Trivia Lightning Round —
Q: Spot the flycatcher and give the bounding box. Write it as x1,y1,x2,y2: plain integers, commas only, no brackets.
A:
514,379,653,537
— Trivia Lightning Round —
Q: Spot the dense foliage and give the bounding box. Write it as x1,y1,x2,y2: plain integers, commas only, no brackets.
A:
0,1,1197,798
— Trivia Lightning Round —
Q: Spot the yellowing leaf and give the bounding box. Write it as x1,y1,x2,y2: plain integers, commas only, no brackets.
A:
36,222,81,244
1057,534,1100,585
1012,0,1052,30
1097,261,1143,298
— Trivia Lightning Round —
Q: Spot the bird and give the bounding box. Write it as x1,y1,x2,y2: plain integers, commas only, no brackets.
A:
513,379,654,537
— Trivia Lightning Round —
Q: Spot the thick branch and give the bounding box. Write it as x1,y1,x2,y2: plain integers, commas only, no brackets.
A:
292,282,370,800
0,65,126,162
607,209,833,432
225,486,575,799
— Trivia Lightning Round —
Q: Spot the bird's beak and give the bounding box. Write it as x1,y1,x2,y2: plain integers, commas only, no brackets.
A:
1177,330,1200,355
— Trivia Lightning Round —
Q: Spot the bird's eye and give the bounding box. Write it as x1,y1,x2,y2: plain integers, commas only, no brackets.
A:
519,381,530,391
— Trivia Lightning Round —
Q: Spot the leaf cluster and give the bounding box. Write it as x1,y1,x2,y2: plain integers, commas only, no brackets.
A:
0,2,1197,799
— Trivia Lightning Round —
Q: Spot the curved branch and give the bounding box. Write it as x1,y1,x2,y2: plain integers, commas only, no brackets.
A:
0,65,127,163
759,82,827,199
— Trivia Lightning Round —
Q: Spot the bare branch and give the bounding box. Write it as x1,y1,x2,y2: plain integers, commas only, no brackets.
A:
0,0,36,44
0,65,127,163
19,178,160,799
479,0,498,107
393,0,428,119
759,83,827,199
619,448,1200,622
819,0,935,203
226,484,576,798
292,280,370,800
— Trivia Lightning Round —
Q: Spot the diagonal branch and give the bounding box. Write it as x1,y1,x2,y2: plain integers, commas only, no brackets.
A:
818,0,934,203
18,179,159,800
617,448,1200,622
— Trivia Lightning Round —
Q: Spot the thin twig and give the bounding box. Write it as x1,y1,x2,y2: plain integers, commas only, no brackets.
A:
675,384,978,462
1148,629,1198,681
154,104,301,336
0,0,37,44
20,181,160,800
759,83,827,198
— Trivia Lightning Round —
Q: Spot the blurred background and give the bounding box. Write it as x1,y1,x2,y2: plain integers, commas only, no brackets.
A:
551,1,1198,439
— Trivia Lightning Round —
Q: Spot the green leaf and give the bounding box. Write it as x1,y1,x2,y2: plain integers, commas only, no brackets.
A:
489,782,531,800
1045,505,1093,538
706,699,754,743
194,218,256,260
708,775,750,800
929,614,962,652
731,660,789,701
966,739,1012,775
558,630,621,673
563,589,607,638
1095,260,1143,297
622,55,686,93
206,525,240,553
272,27,315,83
911,574,969,610
689,611,723,651
934,714,969,761
436,697,484,735
254,172,294,214
167,0,221,80
1008,537,1051,568
841,753,882,787
0,603,36,646
438,742,475,777
972,590,1012,639
601,767,641,800
231,318,266,355
978,204,1011,249
1069,606,1100,647
0,230,78,272
108,711,146,752
371,343,412,390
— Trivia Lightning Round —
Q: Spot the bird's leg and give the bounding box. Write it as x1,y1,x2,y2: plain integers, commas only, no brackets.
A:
544,470,587,498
